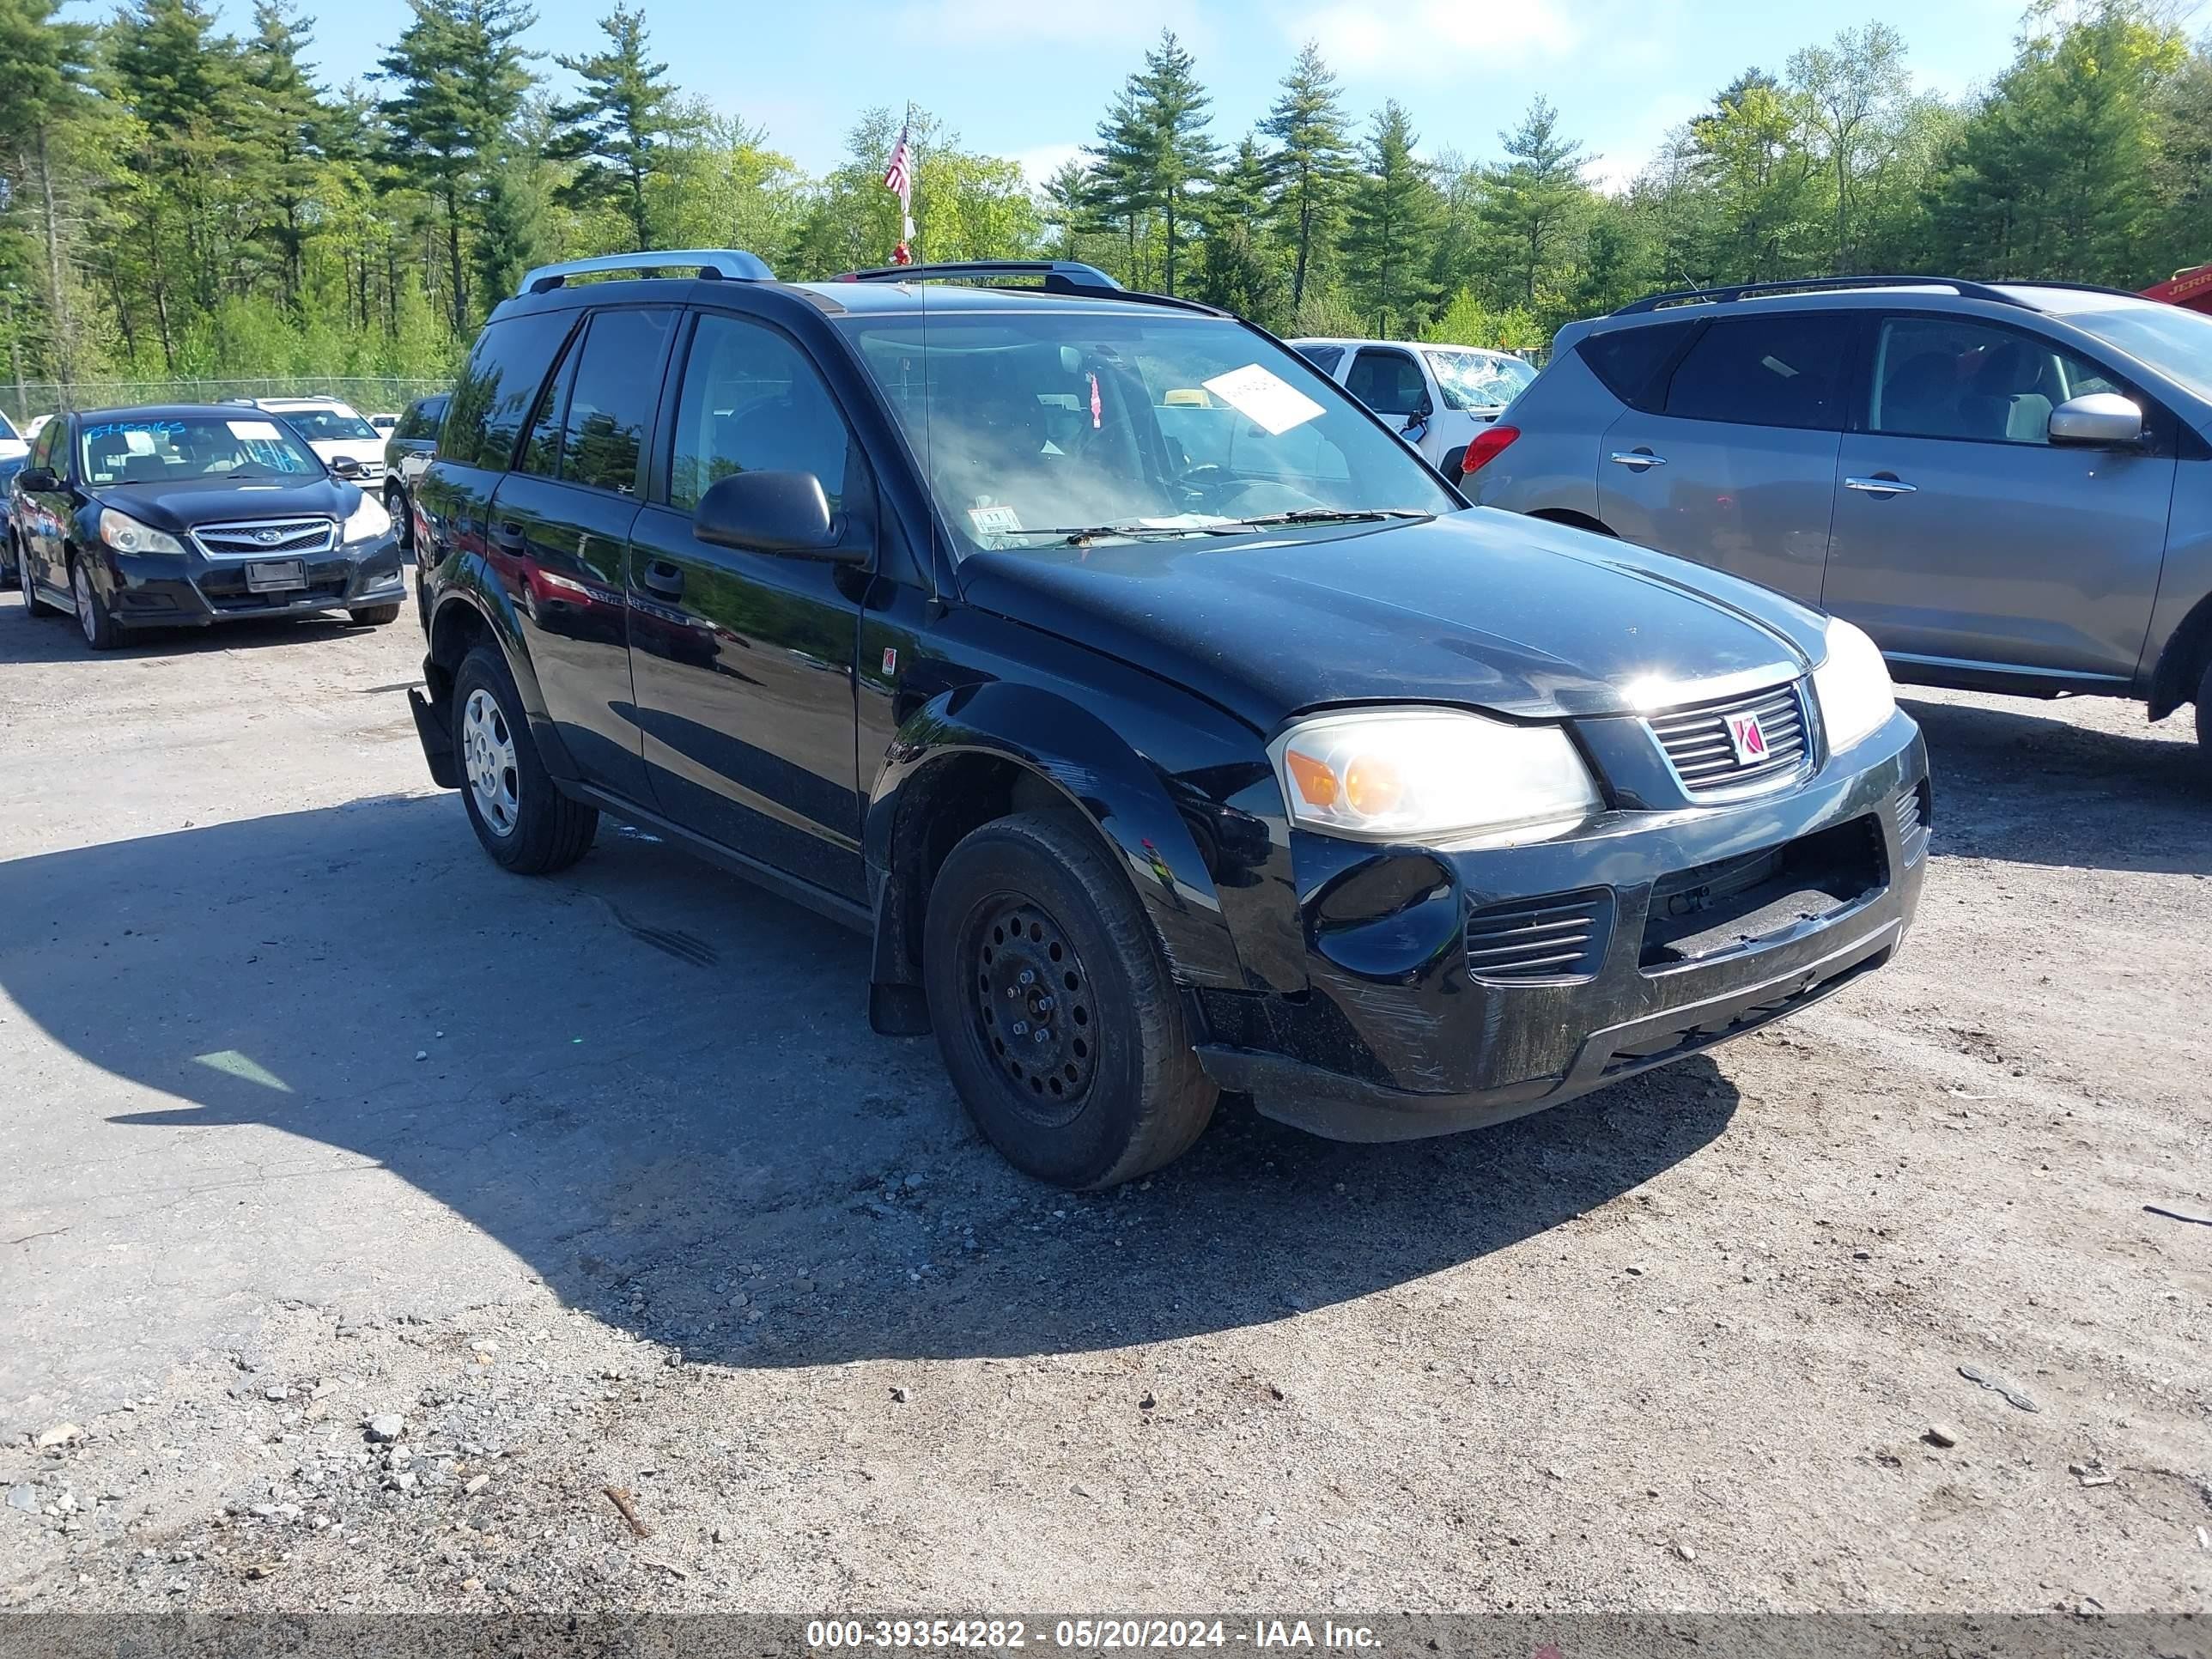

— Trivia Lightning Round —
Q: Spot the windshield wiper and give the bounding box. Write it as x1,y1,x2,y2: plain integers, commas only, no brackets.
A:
1228,508,1435,530
995,522,1250,545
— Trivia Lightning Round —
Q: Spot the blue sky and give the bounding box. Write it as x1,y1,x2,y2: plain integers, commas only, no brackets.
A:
241,0,2049,185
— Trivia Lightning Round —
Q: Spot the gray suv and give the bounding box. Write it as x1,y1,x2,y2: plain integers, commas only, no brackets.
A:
1470,277,2212,760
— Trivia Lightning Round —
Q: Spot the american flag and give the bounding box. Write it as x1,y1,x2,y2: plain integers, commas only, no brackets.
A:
883,124,915,264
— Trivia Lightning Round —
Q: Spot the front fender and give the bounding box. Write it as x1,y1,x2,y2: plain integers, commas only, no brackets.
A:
867,681,1251,996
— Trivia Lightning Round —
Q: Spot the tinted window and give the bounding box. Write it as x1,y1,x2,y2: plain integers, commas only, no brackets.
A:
1345,348,1428,416
669,313,852,512
1869,317,2118,447
398,395,448,441
1662,314,1852,430
1578,323,1692,410
31,418,61,473
520,343,578,478
442,311,574,471
1295,343,1343,374
560,307,675,495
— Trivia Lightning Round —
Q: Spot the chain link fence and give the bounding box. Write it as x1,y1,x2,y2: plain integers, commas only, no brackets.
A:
3,375,453,428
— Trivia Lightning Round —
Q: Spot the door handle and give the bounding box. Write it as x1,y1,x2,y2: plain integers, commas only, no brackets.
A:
638,561,684,600
490,520,526,552
1844,475,1917,495
1609,451,1667,471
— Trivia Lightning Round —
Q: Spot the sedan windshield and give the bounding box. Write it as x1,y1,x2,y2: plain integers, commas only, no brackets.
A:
0,410,17,441
272,405,380,442
79,416,323,483
1425,348,1536,410
2067,302,2212,405
841,309,1455,552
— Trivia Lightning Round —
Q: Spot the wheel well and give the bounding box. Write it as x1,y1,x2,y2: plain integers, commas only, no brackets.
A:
2148,591,2212,721
426,599,491,707
1528,507,1617,538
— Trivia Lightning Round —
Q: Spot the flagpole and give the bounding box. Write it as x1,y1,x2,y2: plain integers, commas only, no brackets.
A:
905,100,919,264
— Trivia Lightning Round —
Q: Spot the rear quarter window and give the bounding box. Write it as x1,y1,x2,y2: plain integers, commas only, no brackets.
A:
1577,323,1693,411
441,313,574,471
1661,313,1854,430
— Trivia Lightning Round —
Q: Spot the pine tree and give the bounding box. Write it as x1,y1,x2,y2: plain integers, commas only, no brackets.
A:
1342,101,1441,337
1195,135,1285,326
1088,29,1217,295
0,0,94,392
1259,41,1351,309
547,2,690,251
1480,97,1587,307
242,0,322,312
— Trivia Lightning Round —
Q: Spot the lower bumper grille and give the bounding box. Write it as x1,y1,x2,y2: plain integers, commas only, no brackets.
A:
1641,816,1887,969
1465,890,1611,982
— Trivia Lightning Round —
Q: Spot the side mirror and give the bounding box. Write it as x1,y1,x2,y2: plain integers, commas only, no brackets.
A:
2049,392,2142,448
330,456,363,479
15,466,58,493
693,471,863,564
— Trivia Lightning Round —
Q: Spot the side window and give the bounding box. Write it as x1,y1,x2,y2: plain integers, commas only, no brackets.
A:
519,342,578,478
1662,313,1853,431
31,417,61,474
1345,348,1428,417
1295,343,1344,375
441,310,574,471
560,307,676,495
1869,317,2118,447
667,312,854,512
1579,323,1692,411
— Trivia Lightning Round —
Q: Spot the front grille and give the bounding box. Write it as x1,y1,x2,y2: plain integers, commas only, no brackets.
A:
1893,781,1930,865
1646,681,1811,797
1464,890,1611,982
189,517,337,559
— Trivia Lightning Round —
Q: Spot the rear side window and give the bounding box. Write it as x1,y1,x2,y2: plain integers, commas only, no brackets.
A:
441,311,574,471
1578,323,1692,410
559,307,676,495
1662,313,1854,430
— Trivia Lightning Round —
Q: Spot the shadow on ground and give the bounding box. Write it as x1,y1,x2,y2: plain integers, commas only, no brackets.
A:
0,586,386,664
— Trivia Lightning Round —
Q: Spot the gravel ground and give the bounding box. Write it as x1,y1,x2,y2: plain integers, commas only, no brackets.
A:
0,579,2207,1618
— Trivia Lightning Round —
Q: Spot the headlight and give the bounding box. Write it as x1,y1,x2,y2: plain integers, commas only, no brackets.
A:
343,495,391,544
1270,707,1602,845
1812,617,1896,752
98,507,186,556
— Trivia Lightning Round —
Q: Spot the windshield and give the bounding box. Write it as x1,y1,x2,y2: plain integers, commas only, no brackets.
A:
841,310,1455,552
0,410,17,441
2067,303,2212,405
270,404,379,442
79,416,324,483
1425,348,1536,411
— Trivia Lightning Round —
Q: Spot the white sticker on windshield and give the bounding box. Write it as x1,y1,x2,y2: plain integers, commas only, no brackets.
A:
124,429,157,456
227,420,283,441
968,503,1023,535
1200,364,1326,436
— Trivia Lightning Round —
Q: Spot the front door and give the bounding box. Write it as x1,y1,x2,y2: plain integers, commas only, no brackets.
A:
1821,313,2175,684
625,307,870,902
1343,346,1437,459
1595,310,1859,607
486,303,676,799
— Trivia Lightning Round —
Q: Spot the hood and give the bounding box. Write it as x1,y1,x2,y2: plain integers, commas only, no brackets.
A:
957,509,1832,732
0,436,26,463
87,473,363,531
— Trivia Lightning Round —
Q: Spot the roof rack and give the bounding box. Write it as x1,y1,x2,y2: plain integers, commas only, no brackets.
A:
518,249,774,297
832,258,1228,317
1613,275,2032,315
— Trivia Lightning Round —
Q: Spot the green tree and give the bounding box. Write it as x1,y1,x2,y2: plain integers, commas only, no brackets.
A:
1342,100,1441,337
1480,98,1589,308
547,2,690,251
241,0,323,312
0,0,94,392
1788,21,1911,271
1259,40,1352,308
1088,29,1217,295
1195,136,1285,326
1690,70,1823,281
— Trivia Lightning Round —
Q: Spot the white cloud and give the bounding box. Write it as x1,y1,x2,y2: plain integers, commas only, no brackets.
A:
1288,0,1582,77
1012,141,1088,189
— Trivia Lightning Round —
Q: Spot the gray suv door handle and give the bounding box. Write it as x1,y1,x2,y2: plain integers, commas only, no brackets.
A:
1844,475,1917,495
1609,451,1666,471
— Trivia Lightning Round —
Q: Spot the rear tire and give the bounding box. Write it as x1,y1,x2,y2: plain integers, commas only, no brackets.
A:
450,643,598,874
386,484,412,556
2195,659,2212,763
17,545,56,617
349,603,403,626
922,811,1218,1189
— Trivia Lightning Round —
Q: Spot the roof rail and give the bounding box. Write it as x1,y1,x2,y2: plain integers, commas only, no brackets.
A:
518,249,774,296
836,259,1125,295
1613,275,2030,315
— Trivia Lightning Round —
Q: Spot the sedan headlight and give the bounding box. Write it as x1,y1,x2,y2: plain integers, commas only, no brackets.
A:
342,495,392,544
1270,707,1602,846
1812,617,1896,752
98,507,186,556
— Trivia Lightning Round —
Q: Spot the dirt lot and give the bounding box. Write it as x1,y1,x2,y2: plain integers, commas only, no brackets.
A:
0,578,2207,1620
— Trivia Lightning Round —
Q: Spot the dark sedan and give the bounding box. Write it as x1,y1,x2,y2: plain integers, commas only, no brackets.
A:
10,405,404,649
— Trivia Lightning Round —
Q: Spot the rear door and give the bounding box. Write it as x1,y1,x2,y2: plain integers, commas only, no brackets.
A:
485,304,677,801
623,306,871,902
1821,313,2176,684
1595,309,1860,606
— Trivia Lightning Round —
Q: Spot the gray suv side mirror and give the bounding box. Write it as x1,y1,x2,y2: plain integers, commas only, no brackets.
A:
2048,392,2143,448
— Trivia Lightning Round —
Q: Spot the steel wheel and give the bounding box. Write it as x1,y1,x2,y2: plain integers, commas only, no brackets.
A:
461,686,520,838
963,895,1097,1126
73,562,97,645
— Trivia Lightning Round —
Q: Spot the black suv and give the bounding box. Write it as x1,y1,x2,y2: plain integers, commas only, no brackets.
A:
384,392,450,556
407,251,1931,1188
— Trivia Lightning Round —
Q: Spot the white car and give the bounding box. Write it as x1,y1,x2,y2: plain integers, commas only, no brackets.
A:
1291,337,1538,476
368,412,399,437
244,396,387,485
0,408,26,465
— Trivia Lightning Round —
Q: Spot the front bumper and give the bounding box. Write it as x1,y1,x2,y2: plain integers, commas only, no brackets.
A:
96,532,405,627
1194,713,1930,1141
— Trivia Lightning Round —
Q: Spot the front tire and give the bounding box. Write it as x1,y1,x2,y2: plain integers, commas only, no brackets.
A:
2195,659,2212,763
349,603,403,626
72,556,120,650
450,643,598,874
922,811,1218,1189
